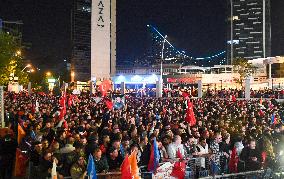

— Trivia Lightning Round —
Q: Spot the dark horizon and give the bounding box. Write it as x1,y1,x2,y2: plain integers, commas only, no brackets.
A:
0,0,284,70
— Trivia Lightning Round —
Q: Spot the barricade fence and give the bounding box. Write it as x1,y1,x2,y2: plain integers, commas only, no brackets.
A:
26,156,283,179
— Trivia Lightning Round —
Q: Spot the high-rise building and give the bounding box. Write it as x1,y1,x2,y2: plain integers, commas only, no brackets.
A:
71,0,116,82
227,0,271,64
71,0,91,82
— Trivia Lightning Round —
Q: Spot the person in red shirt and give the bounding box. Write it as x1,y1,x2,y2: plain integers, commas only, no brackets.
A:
99,135,110,154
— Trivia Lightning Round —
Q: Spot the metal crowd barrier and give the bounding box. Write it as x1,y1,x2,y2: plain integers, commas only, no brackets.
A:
199,170,269,179
63,172,121,179
139,157,211,178
28,157,283,179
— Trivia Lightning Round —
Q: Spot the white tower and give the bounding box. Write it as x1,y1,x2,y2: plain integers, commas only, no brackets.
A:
91,0,116,82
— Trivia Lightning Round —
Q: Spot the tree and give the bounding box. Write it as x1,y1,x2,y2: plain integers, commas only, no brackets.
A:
232,58,255,87
0,31,29,85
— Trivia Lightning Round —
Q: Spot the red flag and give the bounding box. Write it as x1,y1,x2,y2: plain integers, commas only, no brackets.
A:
63,120,68,129
171,150,186,179
229,146,239,173
14,148,28,177
105,99,113,110
171,162,186,179
147,145,155,172
68,94,73,107
182,92,189,98
258,109,264,117
59,93,67,120
99,80,112,97
232,95,236,102
163,107,167,114
185,100,196,126
31,103,35,114
262,151,267,162
121,154,132,179
261,151,267,168
176,148,183,160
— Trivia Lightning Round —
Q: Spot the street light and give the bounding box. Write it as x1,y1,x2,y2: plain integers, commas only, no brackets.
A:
46,72,52,77
220,79,223,90
27,69,35,73
16,50,21,56
159,35,167,97
21,64,31,72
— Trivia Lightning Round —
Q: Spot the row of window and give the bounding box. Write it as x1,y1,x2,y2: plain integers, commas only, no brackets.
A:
117,68,179,74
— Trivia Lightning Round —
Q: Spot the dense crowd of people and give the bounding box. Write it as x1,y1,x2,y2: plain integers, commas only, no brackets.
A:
120,87,284,99
0,89,283,179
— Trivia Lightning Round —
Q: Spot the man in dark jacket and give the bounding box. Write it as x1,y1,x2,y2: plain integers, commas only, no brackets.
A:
240,139,262,171
107,147,122,171
0,134,17,179
93,147,109,173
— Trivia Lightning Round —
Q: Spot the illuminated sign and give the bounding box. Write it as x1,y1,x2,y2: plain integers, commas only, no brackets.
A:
47,78,56,83
167,77,197,84
113,74,159,84
227,40,239,45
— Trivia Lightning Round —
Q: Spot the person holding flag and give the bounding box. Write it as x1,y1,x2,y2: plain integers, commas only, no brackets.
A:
167,135,185,161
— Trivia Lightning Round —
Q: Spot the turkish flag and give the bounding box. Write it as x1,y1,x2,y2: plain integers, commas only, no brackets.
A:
121,154,132,179
105,98,113,110
232,95,236,102
229,146,239,173
68,94,73,107
59,93,67,120
182,92,189,98
185,100,196,126
171,150,186,179
99,80,112,97
176,148,183,160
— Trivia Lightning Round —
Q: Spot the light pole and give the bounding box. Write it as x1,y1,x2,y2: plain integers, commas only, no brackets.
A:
159,35,167,97
21,64,31,72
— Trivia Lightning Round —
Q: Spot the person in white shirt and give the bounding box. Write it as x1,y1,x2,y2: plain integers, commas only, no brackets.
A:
167,135,185,161
196,138,209,169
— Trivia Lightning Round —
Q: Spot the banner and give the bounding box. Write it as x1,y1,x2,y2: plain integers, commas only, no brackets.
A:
112,94,125,110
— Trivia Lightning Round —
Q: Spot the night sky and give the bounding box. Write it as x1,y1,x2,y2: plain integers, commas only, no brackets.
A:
0,0,284,70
